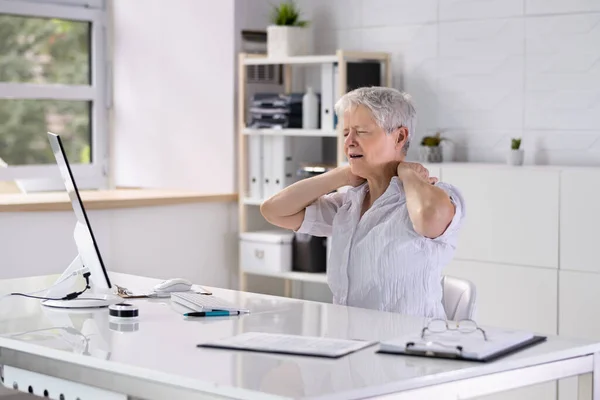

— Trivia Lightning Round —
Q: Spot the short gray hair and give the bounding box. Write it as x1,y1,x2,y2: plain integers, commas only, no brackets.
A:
334,87,417,154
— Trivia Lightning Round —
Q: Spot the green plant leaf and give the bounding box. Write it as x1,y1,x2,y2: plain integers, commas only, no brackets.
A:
420,132,443,147
269,0,308,26
421,136,441,147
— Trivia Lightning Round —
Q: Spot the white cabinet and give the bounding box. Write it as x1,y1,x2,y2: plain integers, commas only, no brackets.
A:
474,382,556,400
442,165,559,269
558,270,600,400
560,169,600,273
423,163,441,180
444,260,558,335
439,165,600,400
443,258,559,400
559,270,600,340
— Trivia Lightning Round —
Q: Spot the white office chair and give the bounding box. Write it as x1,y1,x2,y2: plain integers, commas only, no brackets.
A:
441,275,477,321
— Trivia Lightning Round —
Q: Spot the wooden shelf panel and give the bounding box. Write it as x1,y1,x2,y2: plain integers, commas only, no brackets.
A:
242,51,390,65
243,55,338,65
243,128,337,137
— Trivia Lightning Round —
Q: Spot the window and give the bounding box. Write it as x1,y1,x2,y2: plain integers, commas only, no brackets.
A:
0,0,108,191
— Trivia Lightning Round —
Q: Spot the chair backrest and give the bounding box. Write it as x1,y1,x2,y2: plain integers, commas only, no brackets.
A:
441,275,477,321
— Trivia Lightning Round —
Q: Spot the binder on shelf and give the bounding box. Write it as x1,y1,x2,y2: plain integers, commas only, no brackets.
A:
261,135,274,199
248,135,263,200
333,64,339,129
320,63,335,131
321,61,382,132
259,135,322,200
346,62,382,91
270,135,295,195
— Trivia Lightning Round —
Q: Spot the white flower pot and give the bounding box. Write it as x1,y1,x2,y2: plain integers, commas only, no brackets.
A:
419,146,443,163
440,140,455,162
507,149,524,166
267,26,312,58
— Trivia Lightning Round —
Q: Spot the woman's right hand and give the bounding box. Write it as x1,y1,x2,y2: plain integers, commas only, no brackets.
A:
261,165,358,231
341,165,366,187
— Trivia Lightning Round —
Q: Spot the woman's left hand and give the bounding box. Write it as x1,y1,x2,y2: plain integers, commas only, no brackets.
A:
397,162,439,185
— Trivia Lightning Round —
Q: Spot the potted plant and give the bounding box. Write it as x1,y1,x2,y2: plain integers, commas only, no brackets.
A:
267,1,312,58
419,132,444,163
507,138,524,166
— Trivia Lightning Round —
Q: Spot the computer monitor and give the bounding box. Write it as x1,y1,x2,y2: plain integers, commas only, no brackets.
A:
43,132,120,308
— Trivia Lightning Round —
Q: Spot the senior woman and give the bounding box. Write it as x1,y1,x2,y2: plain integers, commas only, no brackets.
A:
260,87,465,319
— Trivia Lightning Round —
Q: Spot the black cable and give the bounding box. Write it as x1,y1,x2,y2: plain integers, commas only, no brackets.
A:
9,272,92,301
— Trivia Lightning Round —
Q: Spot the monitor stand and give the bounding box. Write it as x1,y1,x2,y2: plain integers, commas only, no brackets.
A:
41,254,121,309
40,306,112,359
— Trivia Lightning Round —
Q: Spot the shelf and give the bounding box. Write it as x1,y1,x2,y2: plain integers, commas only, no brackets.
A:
243,128,337,137
242,51,390,66
243,198,263,206
243,55,338,66
237,49,392,293
243,268,327,284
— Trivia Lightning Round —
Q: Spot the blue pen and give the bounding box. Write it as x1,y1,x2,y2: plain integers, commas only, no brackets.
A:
184,310,240,317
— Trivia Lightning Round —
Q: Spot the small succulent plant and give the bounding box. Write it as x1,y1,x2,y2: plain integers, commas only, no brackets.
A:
270,1,308,27
511,138,522,150
421,132,443,147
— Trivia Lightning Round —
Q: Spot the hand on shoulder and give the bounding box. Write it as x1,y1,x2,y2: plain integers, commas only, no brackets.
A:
396,162,439,185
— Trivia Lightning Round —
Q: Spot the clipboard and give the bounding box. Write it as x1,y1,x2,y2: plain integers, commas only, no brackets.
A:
377,334,547,362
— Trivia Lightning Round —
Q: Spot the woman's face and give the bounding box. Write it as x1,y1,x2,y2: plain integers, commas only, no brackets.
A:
342,105,406,178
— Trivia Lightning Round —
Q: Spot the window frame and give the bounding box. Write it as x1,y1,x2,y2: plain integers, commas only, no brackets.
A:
0,0,109,191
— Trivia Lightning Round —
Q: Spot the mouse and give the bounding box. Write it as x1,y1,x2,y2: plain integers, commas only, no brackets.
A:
153,278,193,293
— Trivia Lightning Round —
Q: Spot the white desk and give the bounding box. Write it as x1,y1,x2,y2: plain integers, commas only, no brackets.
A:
0,272,599,400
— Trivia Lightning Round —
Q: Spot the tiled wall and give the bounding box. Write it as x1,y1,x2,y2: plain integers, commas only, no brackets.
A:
290,0,600,165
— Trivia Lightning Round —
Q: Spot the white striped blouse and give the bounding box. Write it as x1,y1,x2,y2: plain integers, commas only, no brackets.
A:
296,177,465,319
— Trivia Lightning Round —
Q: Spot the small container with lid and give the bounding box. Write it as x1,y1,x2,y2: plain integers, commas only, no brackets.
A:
239,230,295,273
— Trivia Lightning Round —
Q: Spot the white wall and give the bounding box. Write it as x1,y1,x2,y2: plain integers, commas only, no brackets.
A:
111,0,236,193
0,202,238,287
290,0,600,166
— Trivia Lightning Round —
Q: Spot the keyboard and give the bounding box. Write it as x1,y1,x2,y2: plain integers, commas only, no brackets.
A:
170,292,249,313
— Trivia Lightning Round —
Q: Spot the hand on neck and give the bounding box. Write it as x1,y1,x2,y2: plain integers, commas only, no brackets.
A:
364,160,403,203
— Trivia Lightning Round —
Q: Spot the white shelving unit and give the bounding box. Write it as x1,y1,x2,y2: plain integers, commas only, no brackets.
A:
237,49,392,296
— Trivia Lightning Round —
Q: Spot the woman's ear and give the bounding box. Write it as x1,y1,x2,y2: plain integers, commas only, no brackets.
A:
395,127,409,150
